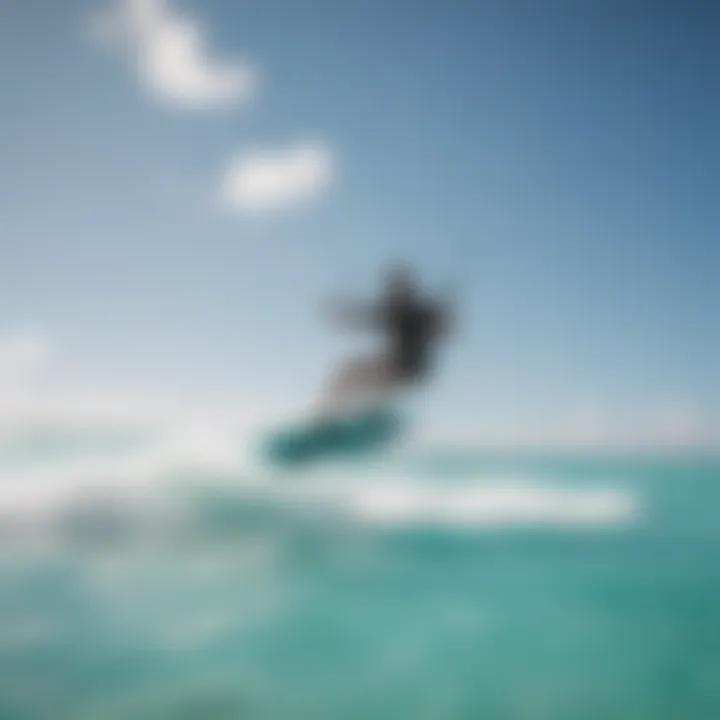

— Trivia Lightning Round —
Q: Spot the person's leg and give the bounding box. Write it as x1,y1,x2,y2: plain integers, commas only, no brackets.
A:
318,354,396,415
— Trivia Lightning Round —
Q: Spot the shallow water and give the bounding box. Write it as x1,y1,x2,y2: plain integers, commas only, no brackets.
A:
0,447,718,719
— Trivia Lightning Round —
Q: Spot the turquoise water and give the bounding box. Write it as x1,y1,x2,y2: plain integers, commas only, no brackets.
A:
0,449,718,719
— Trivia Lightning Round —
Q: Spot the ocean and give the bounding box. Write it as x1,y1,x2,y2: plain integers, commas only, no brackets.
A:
0,438,718,719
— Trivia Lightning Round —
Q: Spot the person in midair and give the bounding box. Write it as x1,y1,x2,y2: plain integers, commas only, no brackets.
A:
317,265,455,415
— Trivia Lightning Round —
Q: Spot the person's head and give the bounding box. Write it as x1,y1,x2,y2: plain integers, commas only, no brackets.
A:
384,264,417,302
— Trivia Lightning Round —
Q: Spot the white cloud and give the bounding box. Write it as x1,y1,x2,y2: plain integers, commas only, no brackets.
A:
0,328,175,433
0,328,257,479
0,329,720,478
553,399,719,450
647,403,714,448
221,142,334,213
429,400,720,452
89,0,255,109
0,330,54,386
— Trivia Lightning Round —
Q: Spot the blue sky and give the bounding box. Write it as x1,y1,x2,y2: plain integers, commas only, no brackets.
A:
1,0,718,447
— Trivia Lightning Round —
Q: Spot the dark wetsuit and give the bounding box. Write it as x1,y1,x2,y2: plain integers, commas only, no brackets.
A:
381,299,442,382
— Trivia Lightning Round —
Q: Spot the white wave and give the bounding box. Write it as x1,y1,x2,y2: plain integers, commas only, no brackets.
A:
337,481,639,528
0,426,640,544
0,415,260,516
256,473,641,530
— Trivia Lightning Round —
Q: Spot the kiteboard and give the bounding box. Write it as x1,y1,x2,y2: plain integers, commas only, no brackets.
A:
261,406,404,468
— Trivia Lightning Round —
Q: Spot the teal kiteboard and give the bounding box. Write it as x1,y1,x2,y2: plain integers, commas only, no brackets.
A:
261,406,404,468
